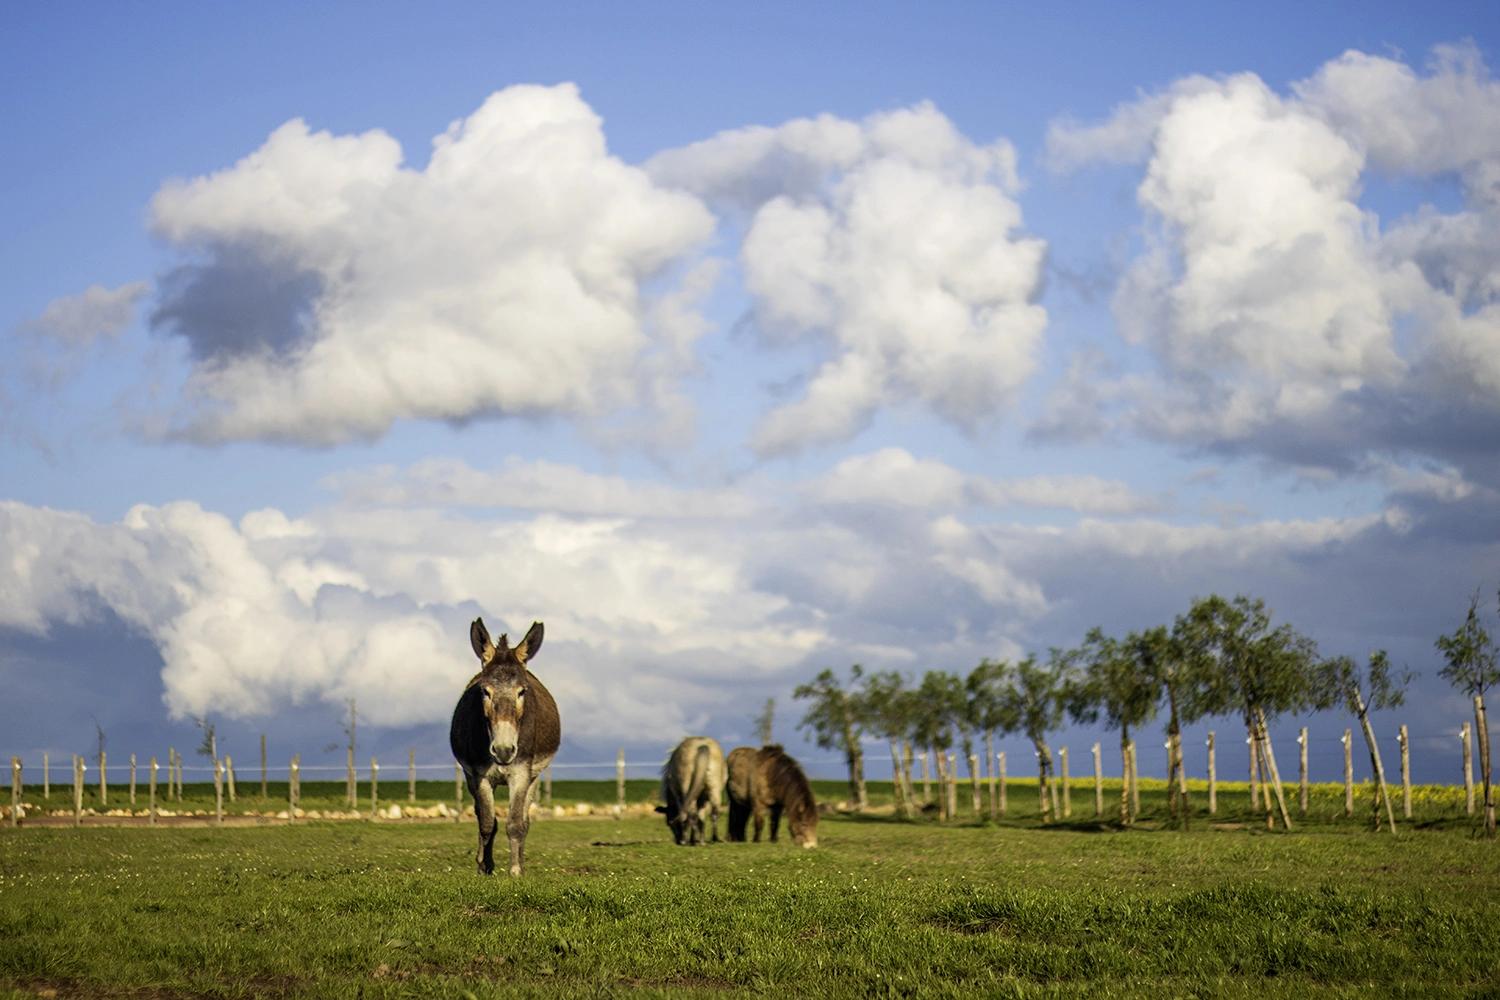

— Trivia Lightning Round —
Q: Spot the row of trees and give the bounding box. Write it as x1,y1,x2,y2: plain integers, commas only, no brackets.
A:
795,590,1500,837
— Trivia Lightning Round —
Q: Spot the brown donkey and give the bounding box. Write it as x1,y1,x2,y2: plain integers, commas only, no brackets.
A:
725,744,818,848
449,618,560,876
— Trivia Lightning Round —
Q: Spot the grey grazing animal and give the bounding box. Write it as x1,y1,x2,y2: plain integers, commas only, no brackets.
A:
449,618,560,876
657,736,725,845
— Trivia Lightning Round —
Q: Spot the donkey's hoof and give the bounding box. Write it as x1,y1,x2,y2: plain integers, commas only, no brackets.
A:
508,864,523,877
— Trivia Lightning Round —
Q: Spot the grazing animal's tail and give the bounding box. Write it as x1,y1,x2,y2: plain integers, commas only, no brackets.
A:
685,744,710,806
727,799,750,841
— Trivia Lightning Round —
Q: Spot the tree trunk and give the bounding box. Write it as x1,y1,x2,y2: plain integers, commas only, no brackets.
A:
1171,730,1190,830
1476,694,1495,838
933,746,949,821
1034,739,1053,821
1118,725,1131,826
985,731,997,821
1165,688,1182,822
1354,694,1397,834
1254,708,1293,830
889,742,911,819
1247,722,1262,812
845,741,867,812
967,752,981,817
919,750,931,806
899,742,914,812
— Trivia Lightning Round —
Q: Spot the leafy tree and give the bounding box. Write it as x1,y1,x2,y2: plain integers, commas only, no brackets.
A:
859,669,916,818
1436,590,1499,837
914,670,964,819
996,656,1067,821
1063,627,1157,825
194,716,217,763
1132,625,1199,826
1319,651,1408,833
794,668,867,811
1174,595,1321,830
966,660,1020,820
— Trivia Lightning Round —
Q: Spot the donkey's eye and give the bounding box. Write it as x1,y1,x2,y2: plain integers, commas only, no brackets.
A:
517,687,527,699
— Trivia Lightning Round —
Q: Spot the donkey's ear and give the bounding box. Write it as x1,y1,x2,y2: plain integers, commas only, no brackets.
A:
515,621,544,663
470,618,495,662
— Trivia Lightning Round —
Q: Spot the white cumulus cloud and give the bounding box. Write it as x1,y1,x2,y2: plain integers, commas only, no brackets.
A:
1043,47,1500,478
145,84,716,446
650,103,1047,456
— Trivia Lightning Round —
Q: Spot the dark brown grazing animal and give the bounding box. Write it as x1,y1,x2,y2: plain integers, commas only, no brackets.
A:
725,744,818,848
449,618,560,876
657,736,725,845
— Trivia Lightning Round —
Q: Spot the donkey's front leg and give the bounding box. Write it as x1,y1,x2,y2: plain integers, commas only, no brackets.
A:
505,766,535,877
472,775,498,875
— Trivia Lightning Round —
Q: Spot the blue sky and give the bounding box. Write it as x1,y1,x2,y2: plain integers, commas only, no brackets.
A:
3,3,1498,786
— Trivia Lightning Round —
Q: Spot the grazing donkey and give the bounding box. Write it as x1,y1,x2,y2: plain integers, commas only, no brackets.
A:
657,736,725,846
449,618,560,876
725,744,819,848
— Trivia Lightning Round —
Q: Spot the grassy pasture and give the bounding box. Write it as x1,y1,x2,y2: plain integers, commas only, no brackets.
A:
2,781,1497,999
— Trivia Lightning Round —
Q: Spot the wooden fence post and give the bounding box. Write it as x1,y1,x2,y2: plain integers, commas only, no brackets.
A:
260,734,268,799
1128,741,1140,820
148,757,158,826
933,750,948,821
130,753,137,808
968,753,980,817
289,755,299,822
99,749,107,807
544,765,553,810
1092,742,1102,816
1342,729,1353,817
43,752,49,800
1207,732,1216,815
9,757,19,827
213,757,224,826
167,747,176,802
72,755,83,827
1051,761,1061,820
454,762,463,822
946,751,959,821
616,749,626,819
225,755,236,803
919,752,931,806
997,751,1007,817
347,746,357,810
1059,747,1071,818
1463,722,1475,815
408,749,417,804
1399,725,1411,820
984,737,995,821
370,757,379,819
1298,728,1308,815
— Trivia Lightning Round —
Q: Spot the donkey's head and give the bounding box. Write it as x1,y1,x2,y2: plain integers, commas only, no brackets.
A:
468,617,544,766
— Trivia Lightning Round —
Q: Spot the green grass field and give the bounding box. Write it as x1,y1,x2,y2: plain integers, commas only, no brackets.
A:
2,780,1498,998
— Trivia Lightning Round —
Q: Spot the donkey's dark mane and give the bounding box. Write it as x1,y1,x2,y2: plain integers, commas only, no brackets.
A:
759,744,816,832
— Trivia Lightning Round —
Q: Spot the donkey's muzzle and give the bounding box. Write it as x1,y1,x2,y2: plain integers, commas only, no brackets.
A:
489,721,519,766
